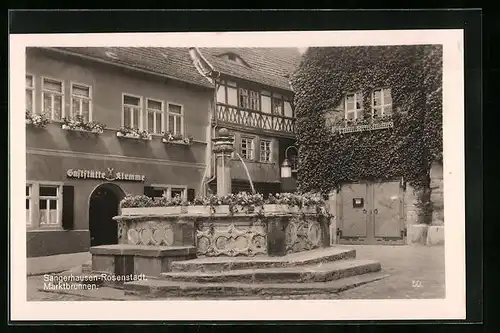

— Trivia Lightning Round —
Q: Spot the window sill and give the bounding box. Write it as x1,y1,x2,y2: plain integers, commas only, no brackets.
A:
116,132,152,141
27,226,65,232
62,124,103,134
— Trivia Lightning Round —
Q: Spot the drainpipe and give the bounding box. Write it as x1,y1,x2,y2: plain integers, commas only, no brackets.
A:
204,72,220,194
190,47,219,197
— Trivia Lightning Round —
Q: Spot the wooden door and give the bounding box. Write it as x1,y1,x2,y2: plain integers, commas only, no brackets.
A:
338,182,371,244
371,180,405,244
338,180,405,245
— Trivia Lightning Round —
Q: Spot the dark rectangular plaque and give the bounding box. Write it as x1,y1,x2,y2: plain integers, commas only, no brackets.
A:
352,198,364,208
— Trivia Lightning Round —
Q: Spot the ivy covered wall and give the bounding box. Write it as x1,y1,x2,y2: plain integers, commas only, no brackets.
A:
291,45,443,196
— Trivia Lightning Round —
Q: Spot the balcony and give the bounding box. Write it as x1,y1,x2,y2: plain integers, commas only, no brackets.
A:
215,103,295,137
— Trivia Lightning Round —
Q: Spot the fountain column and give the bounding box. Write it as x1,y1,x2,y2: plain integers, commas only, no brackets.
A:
212,128,234,196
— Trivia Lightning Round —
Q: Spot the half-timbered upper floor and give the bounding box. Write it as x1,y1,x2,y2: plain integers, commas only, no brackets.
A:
194,48,302,139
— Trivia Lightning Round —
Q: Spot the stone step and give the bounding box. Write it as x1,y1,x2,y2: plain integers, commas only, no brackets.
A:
82,261,92,274
170,247,357,273
123,271,389,299
161,259,381,284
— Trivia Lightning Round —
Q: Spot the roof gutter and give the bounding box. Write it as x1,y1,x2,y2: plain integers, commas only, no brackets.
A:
41,47,214,90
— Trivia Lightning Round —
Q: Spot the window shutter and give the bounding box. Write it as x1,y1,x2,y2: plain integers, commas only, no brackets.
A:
143,186,154,198
187,188,195,202
62,185,74,230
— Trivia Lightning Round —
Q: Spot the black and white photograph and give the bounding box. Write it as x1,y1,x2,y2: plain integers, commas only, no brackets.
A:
10,28,465,321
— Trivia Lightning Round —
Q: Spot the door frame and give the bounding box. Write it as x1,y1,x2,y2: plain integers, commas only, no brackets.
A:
88,182,125,247
337,178,406,245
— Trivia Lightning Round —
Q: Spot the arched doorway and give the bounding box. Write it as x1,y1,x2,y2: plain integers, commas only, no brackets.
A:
89,183,125,247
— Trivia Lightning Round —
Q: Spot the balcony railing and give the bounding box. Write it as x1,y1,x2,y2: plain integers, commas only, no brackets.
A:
216,103,295,134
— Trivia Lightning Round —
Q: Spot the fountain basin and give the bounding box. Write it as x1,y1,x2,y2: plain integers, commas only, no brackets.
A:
115,205,330,257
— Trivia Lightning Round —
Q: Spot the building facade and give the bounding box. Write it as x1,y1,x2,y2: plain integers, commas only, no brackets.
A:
25,47,214,257
190,48,302,197
291,45,443,245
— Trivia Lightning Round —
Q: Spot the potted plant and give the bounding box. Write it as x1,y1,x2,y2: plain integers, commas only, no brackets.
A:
120,194,191,215
116,126,152,140
162,131,194,145
61,115,106,134
25,110,51,128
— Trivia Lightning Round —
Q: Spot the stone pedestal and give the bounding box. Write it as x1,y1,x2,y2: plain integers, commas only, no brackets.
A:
406,224,428,245
404,184,419,226
426,225,445,245
328,191,338,245
430,162,444,225
90,245,197,277
212,128,234,196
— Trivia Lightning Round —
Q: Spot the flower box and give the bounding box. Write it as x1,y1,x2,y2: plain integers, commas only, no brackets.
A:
116,132,152,141
263,204,319,214
186,205,212,215
121,206,186,216
62,124,103,134
162,138,192,145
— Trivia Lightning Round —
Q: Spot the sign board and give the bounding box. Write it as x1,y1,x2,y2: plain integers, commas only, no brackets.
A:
66,168,145,182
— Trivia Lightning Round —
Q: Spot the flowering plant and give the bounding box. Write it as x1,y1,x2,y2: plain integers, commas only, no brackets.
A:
120,194,154,208
120,194,189,208
120,191,329,216
162,131,193,145
25,110,50,128
267,192,326,209
117,126,151,140
196,192,265,214
62,115,106,133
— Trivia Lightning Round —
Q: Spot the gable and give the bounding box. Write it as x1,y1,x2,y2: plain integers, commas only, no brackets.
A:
217,52,250,67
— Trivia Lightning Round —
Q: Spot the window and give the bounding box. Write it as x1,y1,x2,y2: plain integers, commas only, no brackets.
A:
226,82,238,106
167,103,184,135
284,100,294,118
171,188,185,199
239,88,249,108
151,188,166,199
371,88,392,117
260,139,272,162
239,88,260,110
26,75,34,113
148,186,187,200
71,83,91,121
228,53,236,61
272,95,284,115
240,137,255,160
344,92,363,120
38,185,61,226
249,91,260,110
261,91,272,114
146,99,164,134
123,94,142,129
42,77,64,121
216,83,226,104
26,184,32,225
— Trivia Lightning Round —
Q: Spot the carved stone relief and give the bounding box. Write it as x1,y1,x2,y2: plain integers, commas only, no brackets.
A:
285,217,323,254
122,220,175,246
196,220,267,257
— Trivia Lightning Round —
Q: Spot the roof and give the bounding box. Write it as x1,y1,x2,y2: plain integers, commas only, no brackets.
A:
49,47,215,88
199,48,302,92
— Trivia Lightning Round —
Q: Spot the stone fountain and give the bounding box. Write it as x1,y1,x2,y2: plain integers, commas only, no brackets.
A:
89,128,386,298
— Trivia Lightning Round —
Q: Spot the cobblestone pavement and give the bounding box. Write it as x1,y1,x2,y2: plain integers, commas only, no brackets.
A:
26,245,444,301
336,244,445,299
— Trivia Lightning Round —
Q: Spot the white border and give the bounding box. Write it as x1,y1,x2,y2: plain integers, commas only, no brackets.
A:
10,30,465,321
